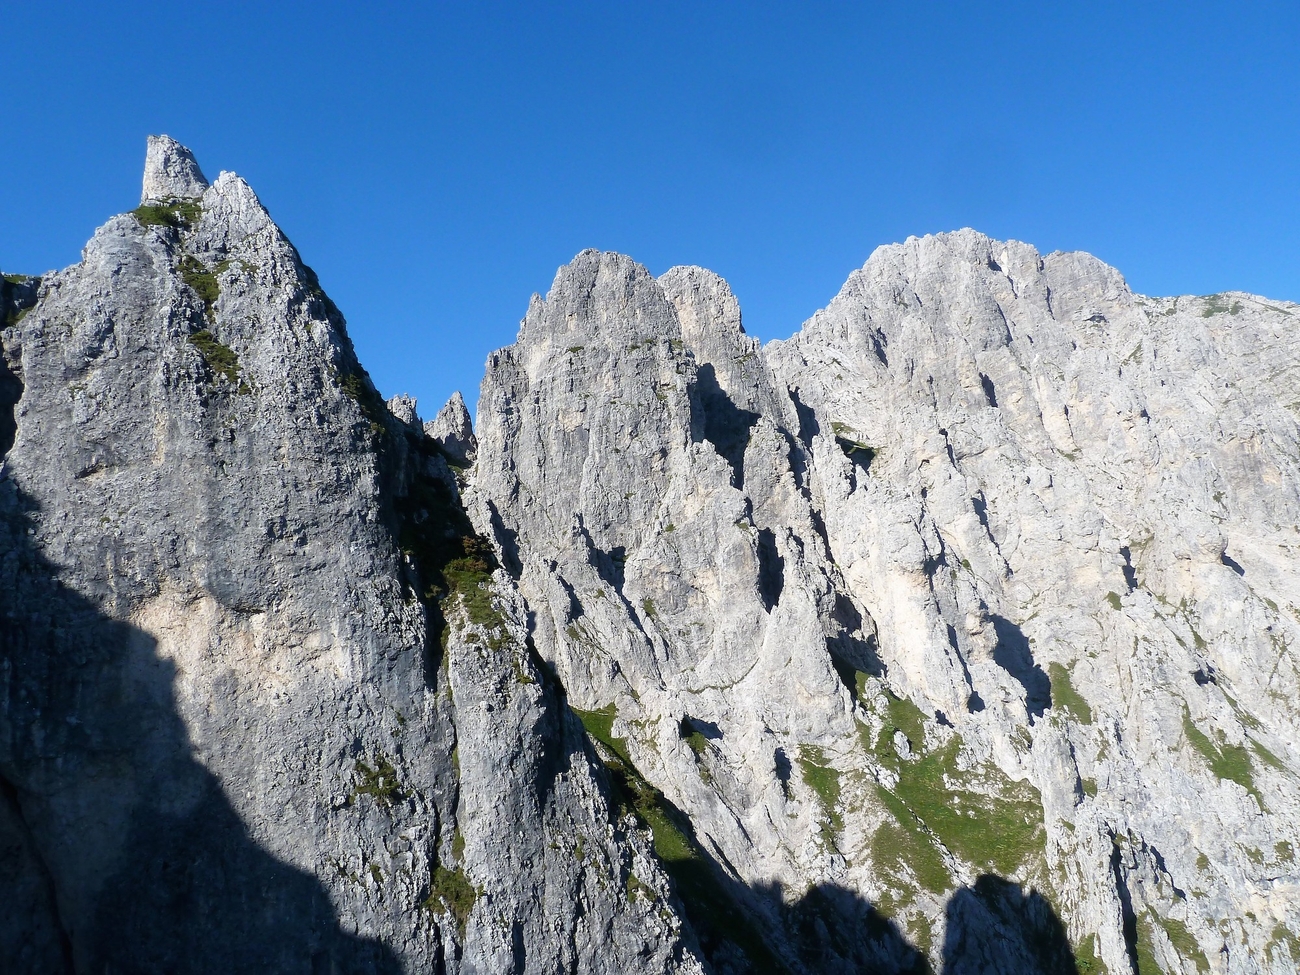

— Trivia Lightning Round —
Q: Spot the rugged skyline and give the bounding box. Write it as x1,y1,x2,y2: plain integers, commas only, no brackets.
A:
2,137,1298,973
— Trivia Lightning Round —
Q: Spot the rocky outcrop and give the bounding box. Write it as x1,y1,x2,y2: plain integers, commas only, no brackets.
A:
141,134,208,203
6,134,1300,975
474,235,1300,972
0,139,704,975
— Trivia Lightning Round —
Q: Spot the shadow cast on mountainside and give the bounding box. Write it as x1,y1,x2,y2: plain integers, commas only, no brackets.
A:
943,876,1078,975
566,683,1079,975
0,482,401,974
989,614,1052,722
694,363,760,489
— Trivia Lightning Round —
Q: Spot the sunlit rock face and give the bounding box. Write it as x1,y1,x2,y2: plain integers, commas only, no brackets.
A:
4,135,1300,975
475,233,1300,973
0,139,704,975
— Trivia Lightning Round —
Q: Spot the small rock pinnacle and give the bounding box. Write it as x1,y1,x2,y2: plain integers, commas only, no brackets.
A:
141,134,209,204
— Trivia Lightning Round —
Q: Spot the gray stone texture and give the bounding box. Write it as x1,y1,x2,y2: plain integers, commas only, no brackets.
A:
0,142,703,975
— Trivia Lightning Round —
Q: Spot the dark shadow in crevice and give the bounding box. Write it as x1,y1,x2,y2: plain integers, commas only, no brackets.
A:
1110,836,1142,973
0,486,402,974
0,341,22,459
942,875,1077,975
694,363,759,489
1120,546,1139,590
487,499,523,579
989,614,1052,722
1221,552,1245,577
756,528,784,612
787,387,820,445
679,716,722,742
979,374,998,408
593,543,627,592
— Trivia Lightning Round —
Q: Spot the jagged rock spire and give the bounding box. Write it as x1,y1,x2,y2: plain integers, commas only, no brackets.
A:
141,134,208,203
425,391,476,464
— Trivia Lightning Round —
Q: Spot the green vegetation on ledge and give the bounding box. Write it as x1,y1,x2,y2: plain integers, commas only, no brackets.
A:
423,863,478,936
179,255,219,320
797,744,843,834
188,329,246,390
1048,662,1093,724
1181,708,1262,806
349,753,404,808
572,703,786,972
864,683,1046,896
133,198,202,230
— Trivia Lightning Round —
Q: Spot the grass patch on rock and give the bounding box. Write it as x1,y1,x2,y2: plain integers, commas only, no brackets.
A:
349,753,404,808
178,255,220,320
1181,708,1262,806
573,703,785,971
1048,662,1093,724
188,329,245,387
133,199,202,230
423,864,478,936
864,687,1046,886
797,744,843,834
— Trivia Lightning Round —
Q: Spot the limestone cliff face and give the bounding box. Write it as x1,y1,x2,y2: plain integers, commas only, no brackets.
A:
5,137,1300,975
475,236,1300,973
0,139,702,975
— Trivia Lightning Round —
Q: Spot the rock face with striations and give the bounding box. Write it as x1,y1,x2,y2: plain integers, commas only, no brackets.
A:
0,138,703,974
4,136,1300,975
474,238,1300,972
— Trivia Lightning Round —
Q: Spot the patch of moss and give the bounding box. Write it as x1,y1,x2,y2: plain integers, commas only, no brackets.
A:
1048,662,1093,724
187,329,243,385
797,744,843,834
178,255,219,320
350,753,404,807
1200,295,1242,317
133,199,203,230
1081,777,1099,798
1269,924,1300,961
626,870,652,902
573,703,785,971
1106,591,1123,611
423,864,478,936
1153,913,1208,972
1181,709,1262,806
1074,933,1106,974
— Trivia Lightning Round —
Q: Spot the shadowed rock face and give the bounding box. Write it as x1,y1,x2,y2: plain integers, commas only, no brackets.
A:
6,135,1300,975
0,139,705,975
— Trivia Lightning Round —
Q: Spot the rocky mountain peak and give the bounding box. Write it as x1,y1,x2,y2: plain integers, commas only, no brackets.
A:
426,390,476,463
141,134,209,203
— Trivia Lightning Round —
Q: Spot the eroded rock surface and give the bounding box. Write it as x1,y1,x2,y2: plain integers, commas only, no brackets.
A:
474,234,1300,972
6,134,1300,975
0,140,704,975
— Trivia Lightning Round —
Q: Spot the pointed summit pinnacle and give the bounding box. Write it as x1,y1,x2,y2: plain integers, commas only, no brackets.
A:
141,134,208,204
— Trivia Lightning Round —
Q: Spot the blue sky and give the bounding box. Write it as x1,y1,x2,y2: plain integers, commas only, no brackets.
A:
4,2,1297,417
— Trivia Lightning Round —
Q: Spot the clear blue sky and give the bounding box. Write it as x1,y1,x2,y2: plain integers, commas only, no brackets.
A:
4,2,1297,417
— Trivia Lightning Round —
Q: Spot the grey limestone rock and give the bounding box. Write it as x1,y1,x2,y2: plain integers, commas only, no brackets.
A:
426,390,476,464
0,140,704,975
141,134,208,203
9,133,1300,975
473,234,1300,973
